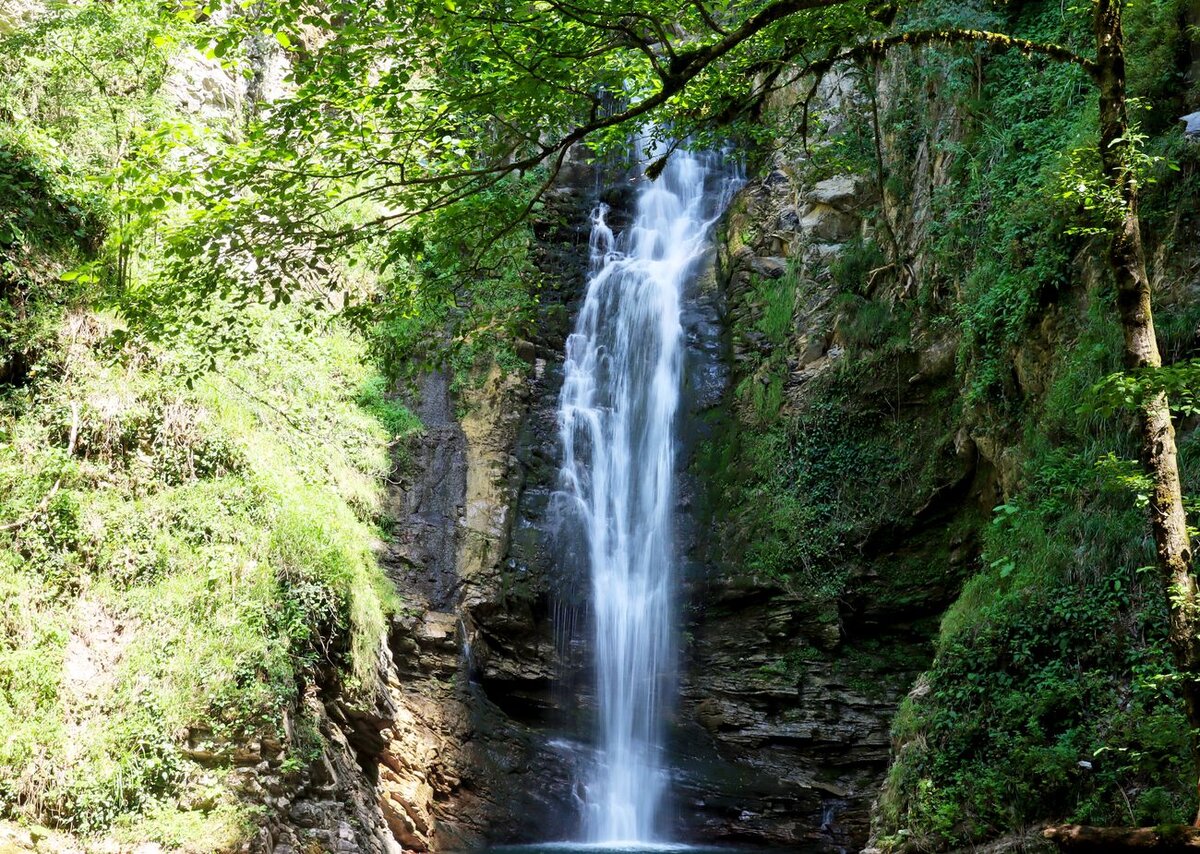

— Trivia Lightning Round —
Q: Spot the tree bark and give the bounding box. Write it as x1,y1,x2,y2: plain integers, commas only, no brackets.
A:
1094,0,1200,819
1046,824,1200,851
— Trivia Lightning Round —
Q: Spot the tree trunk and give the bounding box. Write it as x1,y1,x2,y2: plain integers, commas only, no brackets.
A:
1094,0,1200,819
1046,824,1200,851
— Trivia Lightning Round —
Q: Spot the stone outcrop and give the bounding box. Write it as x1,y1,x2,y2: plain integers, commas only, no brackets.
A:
661,78,981,846
249,357,585,854
164,49,243,121
242,87,994,852
322,145,969,853
250,161,601,854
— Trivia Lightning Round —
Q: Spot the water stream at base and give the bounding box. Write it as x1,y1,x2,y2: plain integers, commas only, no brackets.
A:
555,147,739,844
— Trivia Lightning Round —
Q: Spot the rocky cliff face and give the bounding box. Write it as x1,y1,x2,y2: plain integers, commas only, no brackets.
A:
266,162,601,853
656,52,1009,851
257,31,1200,847
290,140,974,853
673,12,1200,849
667,163,980,850
189,366,574,854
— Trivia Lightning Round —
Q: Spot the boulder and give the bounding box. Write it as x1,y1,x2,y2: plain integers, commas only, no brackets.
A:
164,48,241,119
799,204,859,243
807,176,868,212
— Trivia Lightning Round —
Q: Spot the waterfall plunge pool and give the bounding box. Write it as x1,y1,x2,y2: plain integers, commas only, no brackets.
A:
479,845,822,854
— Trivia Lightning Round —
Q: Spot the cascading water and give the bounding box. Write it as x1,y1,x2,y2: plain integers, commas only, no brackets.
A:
556,147,739,844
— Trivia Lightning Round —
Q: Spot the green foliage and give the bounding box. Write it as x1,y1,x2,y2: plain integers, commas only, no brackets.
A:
0,132,104,257
878,285,1200,848
908,3,1092,405
357,376,424,439
727,268,800,424
911,0,1197,412
370,176,543,390
1058,107,1180,237
182,0,883,195
880,491,1194,846
751,270,797,347
1089,359,1200,420
829,236,886,296
710,415,854,589
834,293,910,350
0,305,411,837
112,0,893,366
0,4,430,840
0,129,107,395
703,369,958,599
0,0,184,170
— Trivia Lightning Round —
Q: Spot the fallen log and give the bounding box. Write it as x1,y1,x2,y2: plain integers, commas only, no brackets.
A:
1045,825,1200,851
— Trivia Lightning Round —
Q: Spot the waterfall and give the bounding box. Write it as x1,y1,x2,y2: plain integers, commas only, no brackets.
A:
556,147,738,844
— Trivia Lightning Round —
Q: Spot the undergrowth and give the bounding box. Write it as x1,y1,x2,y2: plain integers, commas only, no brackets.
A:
0,4,419,842
870,0,1200,847
707,0,1200,847
0,305,415,841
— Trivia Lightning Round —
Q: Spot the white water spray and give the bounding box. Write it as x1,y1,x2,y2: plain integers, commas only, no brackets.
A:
556,148,738,844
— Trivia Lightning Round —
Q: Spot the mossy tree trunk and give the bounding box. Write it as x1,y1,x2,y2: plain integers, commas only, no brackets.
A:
1094,0,1200,818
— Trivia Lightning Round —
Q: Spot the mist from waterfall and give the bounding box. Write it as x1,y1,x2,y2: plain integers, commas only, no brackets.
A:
555,147,739,844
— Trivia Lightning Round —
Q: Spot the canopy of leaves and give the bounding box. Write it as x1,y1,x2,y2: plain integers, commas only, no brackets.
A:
134,1,890,363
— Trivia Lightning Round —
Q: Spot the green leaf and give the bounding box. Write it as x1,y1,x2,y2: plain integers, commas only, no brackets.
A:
60,269,99,284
